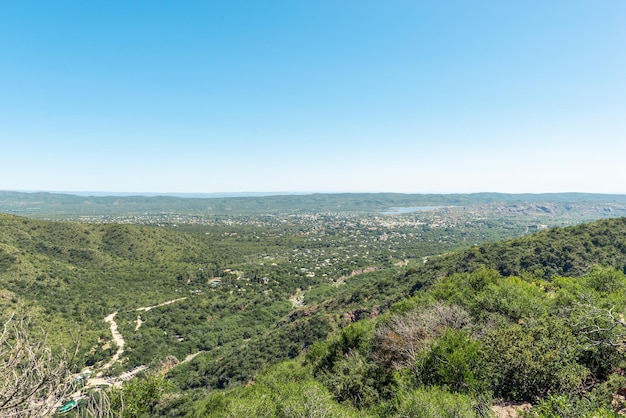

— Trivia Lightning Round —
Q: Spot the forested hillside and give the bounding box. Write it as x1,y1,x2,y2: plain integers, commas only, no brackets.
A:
0,214,213,360
407,217,626,288
168,217,626,417
3,212,626,416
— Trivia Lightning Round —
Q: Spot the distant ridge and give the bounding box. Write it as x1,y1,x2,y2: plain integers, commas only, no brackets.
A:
8,190,312,198
7,190,626,199
2,190,626,218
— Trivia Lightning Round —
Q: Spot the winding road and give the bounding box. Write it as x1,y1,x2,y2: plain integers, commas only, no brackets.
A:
99,312,125,375
94,298,188,378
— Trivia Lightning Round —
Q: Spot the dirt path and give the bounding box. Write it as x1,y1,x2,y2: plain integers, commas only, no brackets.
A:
135,297,187,312
101,298,188,370
98,312,125,375
93,297,188,378
135,297,187,331
182,351,202,363
492,403,532,417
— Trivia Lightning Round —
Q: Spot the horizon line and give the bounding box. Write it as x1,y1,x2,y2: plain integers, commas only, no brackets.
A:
3,189,626,198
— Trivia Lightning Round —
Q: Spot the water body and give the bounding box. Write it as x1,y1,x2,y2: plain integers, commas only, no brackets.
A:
382,206,448,215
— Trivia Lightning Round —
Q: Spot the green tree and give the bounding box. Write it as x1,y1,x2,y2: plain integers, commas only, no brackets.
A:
392,386,483,418
110,373,173,418
481,317,586,402
417,329,484,394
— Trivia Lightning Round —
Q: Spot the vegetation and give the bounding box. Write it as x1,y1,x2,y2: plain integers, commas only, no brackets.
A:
3,190,626,219
2,192,626,416
0,314,76,418
168,217,626,417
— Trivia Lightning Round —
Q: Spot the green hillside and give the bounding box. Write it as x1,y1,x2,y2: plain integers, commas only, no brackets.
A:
0,214,213,360
168,217,626,417
4,213,626,416
0,212,423,376
407,217,626,288
0,213,208,305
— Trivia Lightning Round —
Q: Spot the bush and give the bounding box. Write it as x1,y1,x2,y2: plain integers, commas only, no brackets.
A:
481,317,587,402
416,329,485,394
527,393,619,418
393,386,483,418
307,321,394,408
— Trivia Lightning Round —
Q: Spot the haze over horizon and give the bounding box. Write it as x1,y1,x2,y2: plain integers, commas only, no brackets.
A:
6,190,626,199
1,1,625,195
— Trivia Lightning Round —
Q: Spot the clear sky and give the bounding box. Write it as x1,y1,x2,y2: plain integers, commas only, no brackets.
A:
1,1,625,194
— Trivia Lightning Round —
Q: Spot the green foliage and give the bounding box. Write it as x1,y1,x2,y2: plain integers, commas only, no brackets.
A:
527,393,620,418
170,313,333,390
582,266,626,300
110,373,174,418
307,321,375,373
306,251,626,414
307,321,394,408
391,386,484,418
429,268,550,323
411,217,626,290
416,329,484,394
188,361,363,418
0,248,17,272
480,317,587,402
474,276,548,321
320,350,385,408
3,200,626,416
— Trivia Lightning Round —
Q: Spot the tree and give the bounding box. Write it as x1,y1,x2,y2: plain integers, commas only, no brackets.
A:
109,373,174,417
416,329,484,394
481,317,587,402
0,314,76,417
572,299,626,348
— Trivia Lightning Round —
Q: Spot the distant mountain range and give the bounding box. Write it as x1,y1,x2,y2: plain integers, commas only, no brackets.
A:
8,190,311,198
2,190,626,218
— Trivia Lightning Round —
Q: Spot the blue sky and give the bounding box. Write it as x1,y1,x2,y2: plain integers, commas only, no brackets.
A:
1,1,625,194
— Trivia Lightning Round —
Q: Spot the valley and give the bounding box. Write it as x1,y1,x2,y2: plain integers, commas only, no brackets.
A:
2,191,626,416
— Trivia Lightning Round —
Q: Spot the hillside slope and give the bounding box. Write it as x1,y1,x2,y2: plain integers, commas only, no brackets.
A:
4,214,626,416
167,217,626,417
0,214,220,365
405,217,626,291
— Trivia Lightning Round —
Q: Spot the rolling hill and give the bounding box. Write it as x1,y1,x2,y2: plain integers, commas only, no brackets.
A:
3,204,626,416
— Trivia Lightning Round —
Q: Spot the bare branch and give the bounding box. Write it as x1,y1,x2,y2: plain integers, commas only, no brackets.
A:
571,298,626,349
0,315,76,417
375,303,473,370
